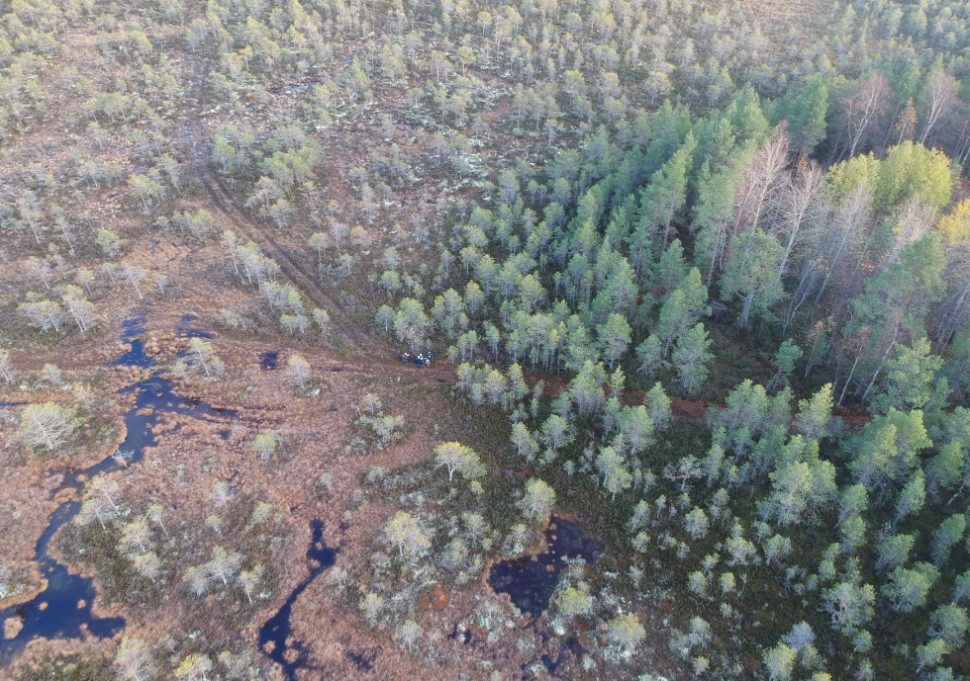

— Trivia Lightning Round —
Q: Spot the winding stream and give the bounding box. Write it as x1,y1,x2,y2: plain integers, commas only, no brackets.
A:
259,519,336,681
0,317,235,663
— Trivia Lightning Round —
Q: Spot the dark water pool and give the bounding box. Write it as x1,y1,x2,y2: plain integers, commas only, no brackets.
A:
112,314,154,369
260,351,279,370
177,314,213,339
0,318,236,664
541,635,585,674
259,520,336,681
0,500,125,663
488,517,601,619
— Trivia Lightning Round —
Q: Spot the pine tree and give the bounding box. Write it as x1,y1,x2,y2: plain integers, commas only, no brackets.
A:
930,514,966,567
656,267,710,356
597,313,632,369
672,323,712,394
794,385,834,441
720,229,786,329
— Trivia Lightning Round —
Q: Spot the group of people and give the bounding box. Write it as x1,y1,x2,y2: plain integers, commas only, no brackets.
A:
400,350,434,368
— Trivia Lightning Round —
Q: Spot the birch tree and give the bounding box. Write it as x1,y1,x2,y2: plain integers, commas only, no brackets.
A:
734,128,790,233
15,402,80,453
284,353,311,390
0,349,15,384
840,74,889,158
918,70,960,145
434,441,484,481
61,285,99,333
720,230,785,328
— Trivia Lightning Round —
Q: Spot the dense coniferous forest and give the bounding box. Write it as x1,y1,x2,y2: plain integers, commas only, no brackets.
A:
2,1,970,680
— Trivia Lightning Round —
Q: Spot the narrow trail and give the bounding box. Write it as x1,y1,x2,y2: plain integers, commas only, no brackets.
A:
311,350,717,423
189,135,383,355
182,56,382,356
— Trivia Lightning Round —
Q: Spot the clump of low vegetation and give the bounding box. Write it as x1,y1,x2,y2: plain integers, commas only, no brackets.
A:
350,393,406,452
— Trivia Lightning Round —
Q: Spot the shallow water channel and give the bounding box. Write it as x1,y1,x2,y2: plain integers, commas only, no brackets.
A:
0,317,236,664
259,520,336,680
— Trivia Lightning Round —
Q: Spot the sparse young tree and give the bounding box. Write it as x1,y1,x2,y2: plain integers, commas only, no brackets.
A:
606,612,645,656
518,478,556,524
122,264,149,300
251,431,277,461
174,653,213,681
61,285,99,333
132,551,162,582
308,232,329,264
359,592,384,627
238,565,264,603
384,511,431,561
118,520,153,556
146,503,168,537
18,299,67,332
555,583,593,620
206,545,242,586
919,70,960,144
88,474,121,512
394,619,422,652
96,229,124,257
174,338,224,379
0,350,16,384
184,565,209,596
840,74,889,158
76,494,118,531
312,308,330,336
434,441,484,481
115,635,154,681
284,353,311,390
